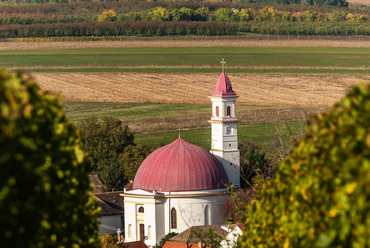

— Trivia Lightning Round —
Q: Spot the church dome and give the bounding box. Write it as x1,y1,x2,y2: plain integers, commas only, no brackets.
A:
133,138,229,192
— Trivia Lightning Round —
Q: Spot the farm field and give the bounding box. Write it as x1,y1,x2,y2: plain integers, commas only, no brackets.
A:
3,39,369,148
2,47,370,72
347,0,370,5
35,72,368,107
63,102,307,148
2,39,370,51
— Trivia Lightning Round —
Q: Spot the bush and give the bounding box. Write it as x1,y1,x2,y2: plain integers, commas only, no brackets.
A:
0,70,100,247
239,83,370,247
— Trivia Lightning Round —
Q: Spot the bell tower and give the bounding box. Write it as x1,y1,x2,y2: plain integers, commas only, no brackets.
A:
209,59,240,188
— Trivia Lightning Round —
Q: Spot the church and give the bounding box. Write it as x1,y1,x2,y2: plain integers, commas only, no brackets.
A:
122,66,241,247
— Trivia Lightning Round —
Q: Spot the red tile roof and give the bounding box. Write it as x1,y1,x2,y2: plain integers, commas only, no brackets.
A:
122,241,148,248
133,138,228,192
163,241,199,248
211,72,237,97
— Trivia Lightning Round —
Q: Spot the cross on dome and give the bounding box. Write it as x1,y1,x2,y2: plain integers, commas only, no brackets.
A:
220,58,226,72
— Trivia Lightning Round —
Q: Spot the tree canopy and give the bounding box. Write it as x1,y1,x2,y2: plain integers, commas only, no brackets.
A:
78,117,135,173
239,83,370,247
0,70,99,247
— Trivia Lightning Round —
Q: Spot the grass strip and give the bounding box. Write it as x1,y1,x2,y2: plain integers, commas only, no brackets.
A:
135,121,306,149
1,47,369,68
26,68,370,73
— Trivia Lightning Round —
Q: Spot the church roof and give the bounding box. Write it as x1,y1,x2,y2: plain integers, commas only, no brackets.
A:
211,72,237,97
133,138,229,192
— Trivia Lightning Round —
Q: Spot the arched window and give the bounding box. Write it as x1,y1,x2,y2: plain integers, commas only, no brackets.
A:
205,205,210,225
148,225,152,239
171,208,177,229
227,106,231,117
128,224,132,238
138,206,144,213
216,106,219,117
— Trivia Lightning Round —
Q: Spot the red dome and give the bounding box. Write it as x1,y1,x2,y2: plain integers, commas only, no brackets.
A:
133,138,229,192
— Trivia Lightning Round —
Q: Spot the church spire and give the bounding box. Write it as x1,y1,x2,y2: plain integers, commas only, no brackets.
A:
209,61,240,188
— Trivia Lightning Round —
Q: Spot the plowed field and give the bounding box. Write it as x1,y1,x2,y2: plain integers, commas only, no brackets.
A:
33,72,370,107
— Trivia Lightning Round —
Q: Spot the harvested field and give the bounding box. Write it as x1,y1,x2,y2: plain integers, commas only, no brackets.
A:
33,72,370,107
347,0,370,5
2,39,370,51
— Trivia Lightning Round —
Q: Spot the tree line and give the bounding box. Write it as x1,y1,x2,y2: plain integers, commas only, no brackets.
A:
0,5,367,25
0,0,350,8
0,21,238,38
1,20,370,38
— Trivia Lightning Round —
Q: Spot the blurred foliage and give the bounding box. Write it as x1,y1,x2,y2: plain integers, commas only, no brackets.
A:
0,70,99,247
239,83,370,247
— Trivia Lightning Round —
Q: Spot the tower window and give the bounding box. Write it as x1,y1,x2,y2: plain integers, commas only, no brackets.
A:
229,144,232,147
216,106,219,117
227,106,231,117
171,208,177,229
138,206,144,213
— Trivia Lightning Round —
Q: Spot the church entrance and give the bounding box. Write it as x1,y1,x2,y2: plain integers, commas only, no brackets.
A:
139,224,145,241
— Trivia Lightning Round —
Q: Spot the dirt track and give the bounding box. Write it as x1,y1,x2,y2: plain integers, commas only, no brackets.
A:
32,72,370,107
2,39,370,50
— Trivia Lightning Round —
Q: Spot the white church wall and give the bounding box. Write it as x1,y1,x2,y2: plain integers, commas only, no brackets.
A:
124,199,137,242
143,202,157,247
155,203,166,246
166,194,228,233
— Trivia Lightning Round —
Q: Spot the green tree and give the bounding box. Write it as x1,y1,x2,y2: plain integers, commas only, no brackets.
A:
194,7,210,21
239,140,277,188
78,117,135,173
330,11,348,22
0,70,99,247
98,10,117,22
171,7,193,21
119,144,156,181
239,83,370,247
149,7,170,21
238,8,255,22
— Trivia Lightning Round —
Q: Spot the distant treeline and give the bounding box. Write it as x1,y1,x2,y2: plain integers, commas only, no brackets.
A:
0,0,350,8
0,1,368,38
0,4,367,25
0,21,237,38
1,21,369,38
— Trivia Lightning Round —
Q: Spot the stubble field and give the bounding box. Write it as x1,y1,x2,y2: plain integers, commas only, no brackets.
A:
33,72,368,107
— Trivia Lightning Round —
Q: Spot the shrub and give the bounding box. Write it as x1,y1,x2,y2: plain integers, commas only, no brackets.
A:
239,83,370,247
98,10,117,22
0,70,100,247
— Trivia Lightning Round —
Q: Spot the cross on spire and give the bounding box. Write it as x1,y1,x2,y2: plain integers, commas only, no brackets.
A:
220,58,226,72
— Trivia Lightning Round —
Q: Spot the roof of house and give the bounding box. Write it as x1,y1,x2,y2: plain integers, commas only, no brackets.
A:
95,197,122,216
169,225,229,244
211,72,237,97
122,241,149,248
89,175,104,194
94,192,124,215
133,138,229,192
